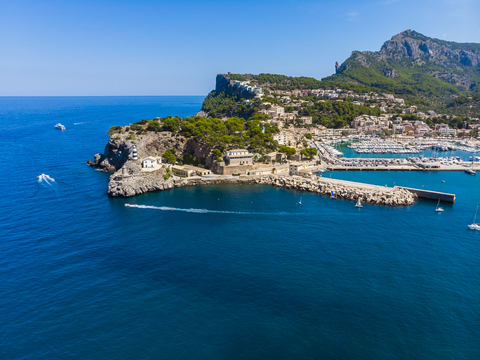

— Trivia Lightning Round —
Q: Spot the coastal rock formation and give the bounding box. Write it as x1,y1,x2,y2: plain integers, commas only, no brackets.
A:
215,75,257,100
107,171,417,207
88,131,210,173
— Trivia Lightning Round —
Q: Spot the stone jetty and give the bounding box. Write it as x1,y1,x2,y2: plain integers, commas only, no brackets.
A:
254,175,417,206
107,164,417,206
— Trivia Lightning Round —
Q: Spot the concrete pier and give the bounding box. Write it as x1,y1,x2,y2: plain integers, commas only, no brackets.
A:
397,187,456,203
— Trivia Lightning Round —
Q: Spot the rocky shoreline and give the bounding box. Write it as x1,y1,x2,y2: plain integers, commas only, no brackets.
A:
106,165,417,206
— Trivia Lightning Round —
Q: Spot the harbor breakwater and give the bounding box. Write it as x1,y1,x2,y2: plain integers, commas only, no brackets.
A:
108,169,417,206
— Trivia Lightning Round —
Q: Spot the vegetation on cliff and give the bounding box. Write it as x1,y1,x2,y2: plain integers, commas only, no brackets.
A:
181,116,279,153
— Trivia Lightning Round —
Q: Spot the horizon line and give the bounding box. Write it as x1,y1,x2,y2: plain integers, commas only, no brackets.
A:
0,94,207,98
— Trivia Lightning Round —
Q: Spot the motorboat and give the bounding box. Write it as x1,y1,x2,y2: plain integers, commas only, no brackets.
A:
468,206,480,230
435,199,444,212
55,123,66,130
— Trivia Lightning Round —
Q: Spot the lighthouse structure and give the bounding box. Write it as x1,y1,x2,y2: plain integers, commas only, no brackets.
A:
131,145,138,161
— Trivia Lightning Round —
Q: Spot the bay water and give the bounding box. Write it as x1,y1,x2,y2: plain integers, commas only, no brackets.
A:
1,97,479,359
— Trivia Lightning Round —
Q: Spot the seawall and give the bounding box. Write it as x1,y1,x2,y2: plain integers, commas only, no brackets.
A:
108,171,418,206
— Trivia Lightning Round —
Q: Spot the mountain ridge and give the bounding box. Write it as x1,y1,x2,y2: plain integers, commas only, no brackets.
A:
328,30,480,95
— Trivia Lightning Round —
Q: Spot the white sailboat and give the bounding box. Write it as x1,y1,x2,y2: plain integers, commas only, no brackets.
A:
468,206,480,230
355,199,362,208
466,149,477,175
299,196,302,205
435,199,444,212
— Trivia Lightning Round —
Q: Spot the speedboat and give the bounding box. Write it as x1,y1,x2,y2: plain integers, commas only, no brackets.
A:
435,199,444,212
55,123,66,130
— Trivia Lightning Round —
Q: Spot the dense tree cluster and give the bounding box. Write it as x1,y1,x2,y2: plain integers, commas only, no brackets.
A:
300,147,317,158
201,91,251,119
180,116,279,153
299,100,381,128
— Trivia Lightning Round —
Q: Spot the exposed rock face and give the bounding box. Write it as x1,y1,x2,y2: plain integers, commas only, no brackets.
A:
377,33,480,68
107,172,417,207
335,30,480,89
427,71,471,89
355,52,371,67
88,131,210,173
384,68,398,79
215,75,257,99
372,30,480,87
108,168,173,197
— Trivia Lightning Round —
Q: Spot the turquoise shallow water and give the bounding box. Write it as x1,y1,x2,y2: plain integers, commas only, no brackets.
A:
1,97,480,359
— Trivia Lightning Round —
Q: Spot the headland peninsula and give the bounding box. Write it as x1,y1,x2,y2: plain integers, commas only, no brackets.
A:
89,30,480,206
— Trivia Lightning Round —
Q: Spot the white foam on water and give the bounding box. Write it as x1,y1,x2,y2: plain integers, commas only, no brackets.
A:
74,122,88,125
125,203,291,216
37,174,55,184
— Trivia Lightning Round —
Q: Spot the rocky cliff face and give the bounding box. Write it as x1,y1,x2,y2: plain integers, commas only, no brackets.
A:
332,30,480,91
376,32,480,68
88,130,213,172
215,74,256,99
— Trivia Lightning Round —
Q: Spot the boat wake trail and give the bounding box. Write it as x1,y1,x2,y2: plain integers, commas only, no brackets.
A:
38,174,55,184
125,204,292,216
74,122,89,125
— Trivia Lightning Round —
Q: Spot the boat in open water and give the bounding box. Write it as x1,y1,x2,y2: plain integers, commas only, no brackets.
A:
468,206,480,230
55,123,66,130
435,199,444,212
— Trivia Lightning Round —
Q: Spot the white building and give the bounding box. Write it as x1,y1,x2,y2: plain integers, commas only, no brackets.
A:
142,157,158,168
439,128,456,136
225,149,253,165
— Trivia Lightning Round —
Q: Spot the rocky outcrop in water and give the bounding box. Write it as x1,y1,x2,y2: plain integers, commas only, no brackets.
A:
88,131,211,173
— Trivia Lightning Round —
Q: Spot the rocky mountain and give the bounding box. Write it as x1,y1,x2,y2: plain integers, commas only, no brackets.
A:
326,30,480,108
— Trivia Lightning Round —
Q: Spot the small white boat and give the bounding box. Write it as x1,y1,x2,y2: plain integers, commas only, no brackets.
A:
54,123,66,130
465,168,476,175
299,196,302,205
355,199,362,208
435,199,444,212
468,206,480,230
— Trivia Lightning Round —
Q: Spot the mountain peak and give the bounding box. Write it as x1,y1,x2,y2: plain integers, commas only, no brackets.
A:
326,30,480,99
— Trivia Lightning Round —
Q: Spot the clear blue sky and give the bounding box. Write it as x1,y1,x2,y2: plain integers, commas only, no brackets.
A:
1,0,479,96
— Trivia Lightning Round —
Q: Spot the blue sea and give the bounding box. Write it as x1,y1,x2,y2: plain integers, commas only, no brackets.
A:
1,96,479,359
